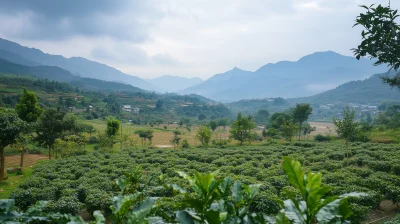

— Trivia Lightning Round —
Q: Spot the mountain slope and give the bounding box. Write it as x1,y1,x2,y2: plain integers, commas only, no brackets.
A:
146,75,203,92
292,72,400,104
0,58,145,92
0,38,158,91
181,51,387,102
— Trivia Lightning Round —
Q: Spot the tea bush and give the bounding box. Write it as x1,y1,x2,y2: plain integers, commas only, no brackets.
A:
10,142,400,223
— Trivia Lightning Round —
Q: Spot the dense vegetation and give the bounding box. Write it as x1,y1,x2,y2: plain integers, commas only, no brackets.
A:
9,142,400,223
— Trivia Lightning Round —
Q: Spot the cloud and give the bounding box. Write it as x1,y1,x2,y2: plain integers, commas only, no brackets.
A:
91,43,180,67
0,0,163,41
151,53,179,66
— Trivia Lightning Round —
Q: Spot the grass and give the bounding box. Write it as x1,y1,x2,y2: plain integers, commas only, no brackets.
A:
0,167,33,199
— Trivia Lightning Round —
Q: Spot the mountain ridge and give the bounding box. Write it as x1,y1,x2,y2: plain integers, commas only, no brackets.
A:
0,38,159,91
181,51,387,102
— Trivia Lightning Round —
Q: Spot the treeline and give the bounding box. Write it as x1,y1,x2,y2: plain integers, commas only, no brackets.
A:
0,74,75,93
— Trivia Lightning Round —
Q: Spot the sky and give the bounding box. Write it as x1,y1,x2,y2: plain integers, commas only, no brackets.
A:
0,0,397,79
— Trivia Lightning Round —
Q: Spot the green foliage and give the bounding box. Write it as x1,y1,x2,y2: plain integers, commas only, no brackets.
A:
229,113,256,145
334,107,360,158
0,109,27,181
181,139,190,149
281,157,366,224
36,108,74,151
314,134,332,142
198,113,207,121
292,104,313,140
135,129,154,148
255,109,270,126
171,130,182,149
196,126,212,147
15,87,44,123
209,120,218,132
353,4,400,87
11,143,400,223
106,118,120,137
280,119,298,141
0,199,88,223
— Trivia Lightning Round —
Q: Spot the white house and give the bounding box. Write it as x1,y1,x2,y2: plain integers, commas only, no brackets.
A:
122,105,132,112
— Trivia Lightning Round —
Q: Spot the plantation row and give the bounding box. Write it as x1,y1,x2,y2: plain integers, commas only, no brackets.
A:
10,142,400,223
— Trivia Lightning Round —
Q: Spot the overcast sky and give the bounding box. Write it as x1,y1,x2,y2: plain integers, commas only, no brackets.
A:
0,0,397,79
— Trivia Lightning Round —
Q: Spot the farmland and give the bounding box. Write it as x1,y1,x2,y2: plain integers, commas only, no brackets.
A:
9,142,400,223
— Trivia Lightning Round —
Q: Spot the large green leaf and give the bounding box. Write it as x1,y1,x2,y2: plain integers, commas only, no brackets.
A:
176,211,195,224
283,199,306,224
283,157,305,194
232,181,243,203
205,210,221,224
93,210,106,224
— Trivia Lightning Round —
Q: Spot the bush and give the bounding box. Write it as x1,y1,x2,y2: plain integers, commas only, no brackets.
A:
86,115,94,120
89,136,99,144
249,191,282,215
314,134,332,142
45,196,83,215
181,140,190,149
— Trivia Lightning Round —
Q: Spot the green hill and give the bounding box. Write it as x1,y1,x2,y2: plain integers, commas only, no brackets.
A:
0,58,145,93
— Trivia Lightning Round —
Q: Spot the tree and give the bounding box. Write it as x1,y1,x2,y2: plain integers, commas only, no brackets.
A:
302,123,316,139
293,104,313,140
178,120,184,127
15,88,43,168
170,130,182,149
280,119,298,141
198,113,206,121
155,99,164,110
333,107,359,159
15,88,44,123
196,126,211,148
229,113,256,145
353,4,400,88
106,118,120,138
255,109,270,126
209,120,218,132
0,109,26,181
218,118,228,130
135,129,153,148
36,108,73,159
269,112,291,130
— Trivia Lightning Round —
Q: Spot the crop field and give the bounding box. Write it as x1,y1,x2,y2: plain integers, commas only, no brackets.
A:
9,142,400,223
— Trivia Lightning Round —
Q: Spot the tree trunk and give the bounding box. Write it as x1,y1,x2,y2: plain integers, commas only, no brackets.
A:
0,147,5,181
20,149,24,168
48,146,51,160
298,122,302,141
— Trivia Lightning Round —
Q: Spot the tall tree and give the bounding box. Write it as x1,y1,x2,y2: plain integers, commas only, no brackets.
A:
106,118,120,137
333,107,359,159
0,109,26,181
229,113,256,145
280,119,298,141
15,88,44,123
15,88,43,167
255,109,270,126
353,4,400,88
293,104,313,140
209,120,218,132
36,108,73,159
196,126,212,148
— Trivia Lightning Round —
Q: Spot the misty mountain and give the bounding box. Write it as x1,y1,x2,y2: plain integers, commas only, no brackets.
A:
181,51,388,102
0,38,159,91
0,58,144,92
291,72,400,104
146,75,203,92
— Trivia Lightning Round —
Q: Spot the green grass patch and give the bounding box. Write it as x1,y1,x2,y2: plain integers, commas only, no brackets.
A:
0,167,33,199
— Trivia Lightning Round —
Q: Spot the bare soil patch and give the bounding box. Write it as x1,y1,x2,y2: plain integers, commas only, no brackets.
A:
5,154,48,168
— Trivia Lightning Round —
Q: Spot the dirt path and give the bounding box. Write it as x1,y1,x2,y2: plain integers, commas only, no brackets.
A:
5,154,48,168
